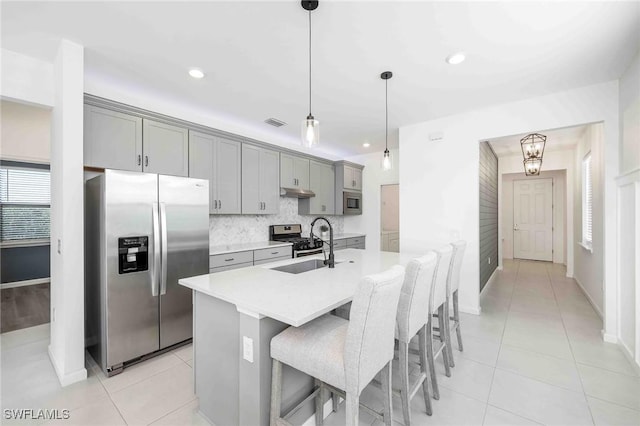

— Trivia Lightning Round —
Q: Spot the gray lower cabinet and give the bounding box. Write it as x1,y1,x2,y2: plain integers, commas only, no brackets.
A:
347,236,366,249
209,246,292,272
330,239,348,251
142,119,189,177
242,144,279,214
84,105,143,171
189,131,241,214
299,160,335,215
280,153,310,190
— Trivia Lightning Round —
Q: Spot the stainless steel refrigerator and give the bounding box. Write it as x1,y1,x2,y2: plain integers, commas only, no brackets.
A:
85,169,209,376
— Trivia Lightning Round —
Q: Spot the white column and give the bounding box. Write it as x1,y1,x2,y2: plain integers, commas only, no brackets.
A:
48,39,87,386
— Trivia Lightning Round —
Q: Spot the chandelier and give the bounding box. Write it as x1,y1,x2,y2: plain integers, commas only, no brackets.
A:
521,133,546,176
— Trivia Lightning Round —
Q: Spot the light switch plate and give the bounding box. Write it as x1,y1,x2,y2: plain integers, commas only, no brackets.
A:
243,336,254,363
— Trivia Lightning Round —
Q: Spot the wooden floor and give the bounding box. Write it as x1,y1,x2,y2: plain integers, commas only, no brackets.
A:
0,283,50,333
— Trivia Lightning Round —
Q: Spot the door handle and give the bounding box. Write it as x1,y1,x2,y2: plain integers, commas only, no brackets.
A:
151,203,160,297
514,224,519,231
159,202,168,296
145,155,149,167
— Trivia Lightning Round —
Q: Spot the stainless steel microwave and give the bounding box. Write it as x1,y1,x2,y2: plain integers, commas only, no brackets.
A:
343,191,362,215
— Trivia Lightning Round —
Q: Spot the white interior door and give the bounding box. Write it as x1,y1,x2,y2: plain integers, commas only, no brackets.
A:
513,178,553,261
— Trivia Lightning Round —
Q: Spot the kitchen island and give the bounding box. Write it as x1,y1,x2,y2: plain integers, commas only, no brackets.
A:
179,248,416,426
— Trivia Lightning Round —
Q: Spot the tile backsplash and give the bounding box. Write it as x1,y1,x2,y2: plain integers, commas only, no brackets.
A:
209,197,344,244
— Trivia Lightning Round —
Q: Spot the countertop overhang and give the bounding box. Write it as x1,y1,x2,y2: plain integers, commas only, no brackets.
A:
180,248,415,327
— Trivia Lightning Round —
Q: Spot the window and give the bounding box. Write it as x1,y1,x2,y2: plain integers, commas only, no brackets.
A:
581,153,592,249
0,163,51,242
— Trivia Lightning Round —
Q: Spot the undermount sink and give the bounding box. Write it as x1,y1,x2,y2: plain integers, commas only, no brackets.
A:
271,259,339,274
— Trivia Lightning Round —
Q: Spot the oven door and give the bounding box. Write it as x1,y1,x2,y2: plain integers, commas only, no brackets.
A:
343,191,362,215
294,247,324,258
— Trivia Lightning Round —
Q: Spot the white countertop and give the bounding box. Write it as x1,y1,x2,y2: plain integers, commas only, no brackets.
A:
331,233,366,240
209,241,292,256
180,249,416,327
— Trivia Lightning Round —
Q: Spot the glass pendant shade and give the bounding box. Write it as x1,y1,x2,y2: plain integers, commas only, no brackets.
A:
301,115,319,147
524,157,542,176
381,148,393,171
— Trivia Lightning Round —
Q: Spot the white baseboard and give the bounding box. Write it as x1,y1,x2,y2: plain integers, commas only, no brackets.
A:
619,339,640,375
601,331,618,344
460,305,481,315
573,275,603,319
48,345,87,387
302,397,339,426
1,277,50,289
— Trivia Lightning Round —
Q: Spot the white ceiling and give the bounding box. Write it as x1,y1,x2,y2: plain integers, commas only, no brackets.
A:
2,1,638,158
488,124,587,157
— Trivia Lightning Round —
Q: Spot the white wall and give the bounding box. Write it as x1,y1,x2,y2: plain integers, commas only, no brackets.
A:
617,49,640,369
48,40,87,386
343,148,399,251
501,169,567,264
1,100,51,163
399,81,619,319
1,49,54,107
573,123,605,315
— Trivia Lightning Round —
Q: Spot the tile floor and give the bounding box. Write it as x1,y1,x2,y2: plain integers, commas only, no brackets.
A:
1,260,639,425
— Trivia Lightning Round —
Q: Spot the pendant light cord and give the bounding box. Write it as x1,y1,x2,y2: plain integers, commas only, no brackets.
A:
385,78,388,150
308,9,312,116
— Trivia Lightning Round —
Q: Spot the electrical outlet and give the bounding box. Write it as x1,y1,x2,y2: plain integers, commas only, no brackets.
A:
243,336,254,363
488,257,491,264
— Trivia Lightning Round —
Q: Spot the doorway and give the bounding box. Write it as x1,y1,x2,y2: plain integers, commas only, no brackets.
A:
380,184,399,252
513,178,553,261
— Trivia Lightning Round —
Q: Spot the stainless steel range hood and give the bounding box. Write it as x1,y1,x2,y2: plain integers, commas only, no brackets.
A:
280,187,316,198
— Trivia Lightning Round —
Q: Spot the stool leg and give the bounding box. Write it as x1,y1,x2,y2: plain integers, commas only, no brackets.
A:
315,379,324,426
418,326,433,416
399,341,411,426
443,300,455,368
270,359,282,426
439,305,452,378
381,361,393,426
332,392,339,412
345,393,359,426
426,317,440,400
454,290,464,351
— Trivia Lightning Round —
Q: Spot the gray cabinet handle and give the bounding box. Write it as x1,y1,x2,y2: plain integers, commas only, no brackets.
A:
224,258,234,262
219,199,222,209
145,155,149,167
137,155,141,166
271,251,279,255
214,199,218,209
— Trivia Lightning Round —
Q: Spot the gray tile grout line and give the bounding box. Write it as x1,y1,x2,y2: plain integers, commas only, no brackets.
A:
480,259,520,426
145,396,198,426
545,262,597,426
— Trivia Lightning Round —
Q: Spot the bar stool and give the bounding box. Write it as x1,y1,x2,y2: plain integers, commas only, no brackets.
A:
446,240,467,367
426,244,453,400
396,252,438,425
270,266,405,426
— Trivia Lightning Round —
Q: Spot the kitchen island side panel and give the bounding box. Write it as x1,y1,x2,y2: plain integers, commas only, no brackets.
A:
194,291,240,425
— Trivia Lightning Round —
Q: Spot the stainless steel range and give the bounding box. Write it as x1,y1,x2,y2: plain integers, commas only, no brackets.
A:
269,224,324,258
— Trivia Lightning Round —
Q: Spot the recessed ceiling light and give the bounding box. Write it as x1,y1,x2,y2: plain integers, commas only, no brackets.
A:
445,52,466,65
363,143,370,148
189,68,205,79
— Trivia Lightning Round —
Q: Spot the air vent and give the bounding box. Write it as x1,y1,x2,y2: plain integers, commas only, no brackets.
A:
264,118,286,127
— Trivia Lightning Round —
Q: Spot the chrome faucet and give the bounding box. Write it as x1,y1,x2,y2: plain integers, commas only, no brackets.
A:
310,217,334,268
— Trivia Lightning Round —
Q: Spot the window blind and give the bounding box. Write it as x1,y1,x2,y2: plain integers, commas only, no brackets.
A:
0,167,51,241
582,154,592,246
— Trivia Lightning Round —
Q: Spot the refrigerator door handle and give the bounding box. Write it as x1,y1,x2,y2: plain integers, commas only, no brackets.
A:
160,202,168,295
151,202,161,297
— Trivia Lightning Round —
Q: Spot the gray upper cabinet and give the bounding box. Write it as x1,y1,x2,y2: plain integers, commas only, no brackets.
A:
299,160,335,215
280,153,310,190
242,144,279,214
189,131,241,214
84,105,143,171
142,119,189,177
340,164,362,191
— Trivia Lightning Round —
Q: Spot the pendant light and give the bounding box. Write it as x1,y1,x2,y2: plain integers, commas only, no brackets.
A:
520,133,546,176
381,71,393,171
301,1,319,147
